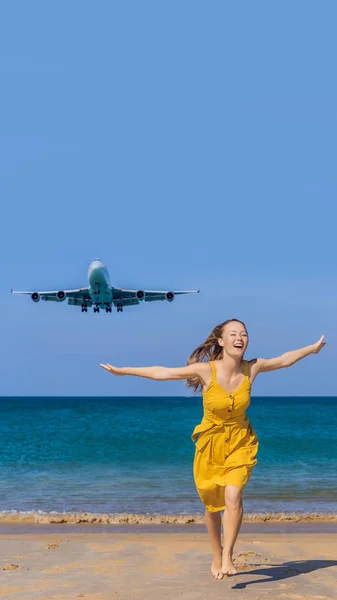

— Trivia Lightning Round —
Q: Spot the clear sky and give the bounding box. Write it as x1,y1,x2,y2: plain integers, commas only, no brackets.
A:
1,1,336,396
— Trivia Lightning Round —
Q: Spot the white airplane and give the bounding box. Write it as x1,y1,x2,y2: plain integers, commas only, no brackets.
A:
12,258,199,313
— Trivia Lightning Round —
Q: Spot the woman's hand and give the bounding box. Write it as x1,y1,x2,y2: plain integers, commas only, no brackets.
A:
100,363,125,375
312,334,326,354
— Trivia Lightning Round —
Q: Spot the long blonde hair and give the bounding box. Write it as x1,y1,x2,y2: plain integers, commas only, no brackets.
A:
186,319,247,394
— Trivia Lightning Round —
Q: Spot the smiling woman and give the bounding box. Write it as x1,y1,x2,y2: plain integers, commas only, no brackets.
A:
100,319,325,581
186,319,249,394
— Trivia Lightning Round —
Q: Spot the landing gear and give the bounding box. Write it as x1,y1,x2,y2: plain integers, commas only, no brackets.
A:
117,303,123,313
94,306,100,313
105,306,112,313
81,304,88,313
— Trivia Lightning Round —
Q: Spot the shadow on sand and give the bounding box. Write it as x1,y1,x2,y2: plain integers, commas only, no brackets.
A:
232,559,337,589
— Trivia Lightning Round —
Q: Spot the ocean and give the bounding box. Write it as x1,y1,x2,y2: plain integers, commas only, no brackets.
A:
0,396,336,517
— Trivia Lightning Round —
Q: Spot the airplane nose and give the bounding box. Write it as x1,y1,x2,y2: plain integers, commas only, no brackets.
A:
88,259,106,282
89,259,102,272
88,261,99,279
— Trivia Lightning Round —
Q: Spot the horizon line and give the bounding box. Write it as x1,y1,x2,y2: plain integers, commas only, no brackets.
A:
1,395,336,399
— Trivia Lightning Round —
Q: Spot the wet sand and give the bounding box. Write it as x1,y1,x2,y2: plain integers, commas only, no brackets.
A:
1,524,336,600
0,511,336,525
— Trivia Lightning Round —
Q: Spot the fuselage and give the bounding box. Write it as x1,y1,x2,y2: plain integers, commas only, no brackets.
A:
88,259,112,307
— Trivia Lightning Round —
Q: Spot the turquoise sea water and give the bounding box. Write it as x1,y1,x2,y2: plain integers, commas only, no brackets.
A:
0,396,336,515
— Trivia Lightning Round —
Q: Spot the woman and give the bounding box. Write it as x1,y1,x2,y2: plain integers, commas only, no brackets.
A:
100,319,325,580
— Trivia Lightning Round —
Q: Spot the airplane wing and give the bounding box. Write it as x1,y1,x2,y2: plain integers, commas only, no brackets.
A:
11,287,92,306
112,288,199,307
11,286,199,311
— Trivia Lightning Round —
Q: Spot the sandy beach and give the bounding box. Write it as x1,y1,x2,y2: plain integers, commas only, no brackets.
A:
1,523,336,600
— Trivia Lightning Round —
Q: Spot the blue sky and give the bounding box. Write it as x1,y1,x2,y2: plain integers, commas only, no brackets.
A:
1,1,336,396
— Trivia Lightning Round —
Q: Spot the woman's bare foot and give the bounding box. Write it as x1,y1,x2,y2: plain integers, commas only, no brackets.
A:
221,551,237,575
211,548,224,580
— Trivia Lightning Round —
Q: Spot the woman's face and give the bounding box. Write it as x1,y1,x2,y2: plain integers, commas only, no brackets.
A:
218,321,248,358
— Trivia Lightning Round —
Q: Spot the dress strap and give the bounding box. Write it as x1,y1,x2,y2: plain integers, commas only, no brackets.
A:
209,361,217,383
244,360,250,380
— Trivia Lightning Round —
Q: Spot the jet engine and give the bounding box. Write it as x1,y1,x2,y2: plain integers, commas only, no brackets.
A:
57,291,66,302
136,290,145,301
31,292,40,302
166,291,174,302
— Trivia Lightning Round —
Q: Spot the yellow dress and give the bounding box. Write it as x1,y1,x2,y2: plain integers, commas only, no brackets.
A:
191,360,259,512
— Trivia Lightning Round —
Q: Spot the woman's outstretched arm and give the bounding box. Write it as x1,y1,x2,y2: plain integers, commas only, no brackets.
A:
100,361,209,383
249,335,326,382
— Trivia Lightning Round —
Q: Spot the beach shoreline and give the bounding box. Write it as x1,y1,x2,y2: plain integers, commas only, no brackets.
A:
0,510,336,525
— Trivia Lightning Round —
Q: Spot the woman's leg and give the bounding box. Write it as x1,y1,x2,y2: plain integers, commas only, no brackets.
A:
205,509,224,579
221,485,243,575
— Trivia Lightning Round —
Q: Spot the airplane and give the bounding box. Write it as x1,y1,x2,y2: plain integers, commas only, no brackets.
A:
11,258,200,313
